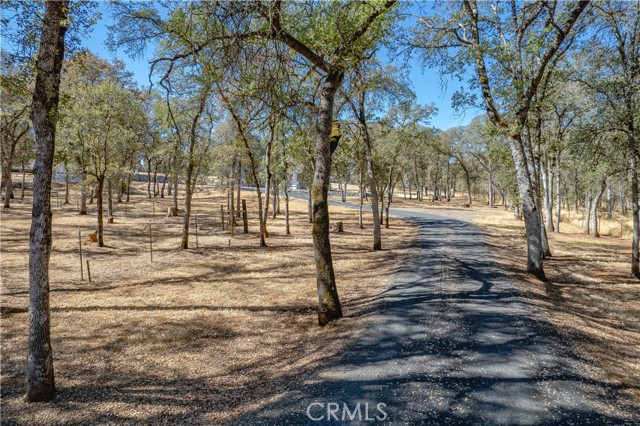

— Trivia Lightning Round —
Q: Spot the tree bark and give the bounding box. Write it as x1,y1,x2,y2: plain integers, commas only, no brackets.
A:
63,164,70,204
584,194,592,235
96,176,105,246
107,179,114,223
555,155,561,232
26,0,68,402
160,174,166,198
3,172,12,208
262,121,275,240
590,178,607,238
236,160,242,218
173,180,178,211
541,157,554,232
284,177,290,235
147,157,152,198
358,168,364,228
181,95,207,249
361,102,381,250
312,71,343,326
21,164,26,200
79,186,87,215
307,186,313,223
508,135,546,280
631,153,640,278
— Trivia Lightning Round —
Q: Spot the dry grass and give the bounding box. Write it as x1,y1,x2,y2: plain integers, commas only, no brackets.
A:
1,178,416,425
473,205,640,408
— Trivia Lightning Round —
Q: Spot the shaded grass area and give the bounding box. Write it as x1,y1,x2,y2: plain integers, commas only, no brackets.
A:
474,210,640,413
0,181,416,425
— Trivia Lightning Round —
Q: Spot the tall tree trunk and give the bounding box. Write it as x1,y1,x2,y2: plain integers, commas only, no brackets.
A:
363,122,381,250
3,172,12,208
272,175,277,219
181,96,207,250
462,163,472,205
1,137,20,205
126,174,131,203
631,152,640,278
508,136,546,280
107,179,114,223
160,174,166,198
284,176,290,235
152,162,158,197
173,181,178,211
312,71,343,326
555,155,561,233
117,180,124,203
589,176,607,238
96,176,105,246
308,184,313,224
358,168,364,228
26,0,68,402
79,186,87,215
262,122,275,240
146,158,152,198
488,166,494,207
541,157,554,232
21,163,26,200
584,193,592,235
236,160,242,218
63,164,69,204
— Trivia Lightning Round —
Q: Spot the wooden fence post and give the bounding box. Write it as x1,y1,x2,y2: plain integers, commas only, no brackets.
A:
149,222,153,262
86,259,91,283
78,227,83,281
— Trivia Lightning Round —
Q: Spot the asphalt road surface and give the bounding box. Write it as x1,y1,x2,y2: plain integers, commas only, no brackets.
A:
232,200,637,425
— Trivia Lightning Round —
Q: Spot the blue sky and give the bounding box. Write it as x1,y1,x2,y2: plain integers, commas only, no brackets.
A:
81,1,478,131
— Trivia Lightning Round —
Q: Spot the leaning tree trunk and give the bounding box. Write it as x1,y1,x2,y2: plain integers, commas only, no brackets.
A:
26,0,68,402
508,136,546,280
312,71,344,326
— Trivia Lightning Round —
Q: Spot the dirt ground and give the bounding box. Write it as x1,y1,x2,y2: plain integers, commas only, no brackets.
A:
1,178,416,425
